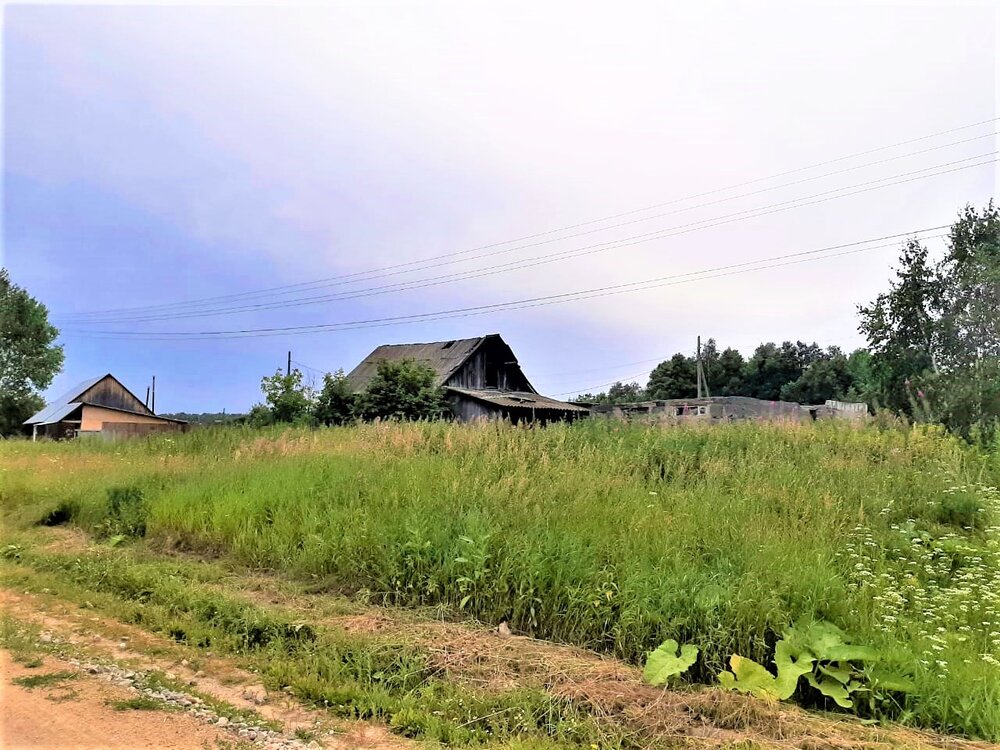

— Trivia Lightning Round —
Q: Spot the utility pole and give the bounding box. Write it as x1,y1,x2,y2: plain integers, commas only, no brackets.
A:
145,386,150,409
151,375,156,414
695,336,710,399
287,351,292,377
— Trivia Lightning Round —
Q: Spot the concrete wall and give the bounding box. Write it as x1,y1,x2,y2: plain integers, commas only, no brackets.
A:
591,396,809,424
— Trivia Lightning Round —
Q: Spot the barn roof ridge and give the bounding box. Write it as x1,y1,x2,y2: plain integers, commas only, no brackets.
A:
345,334,507,390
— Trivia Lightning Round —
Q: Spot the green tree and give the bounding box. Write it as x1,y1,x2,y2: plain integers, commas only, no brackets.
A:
858,238,942,414
578,381,645,404
259,368,315,424
646,353,697,400
780,348,853,404
314,369,355,426
356,359,448,421
702,340,746,395
858,203,1000,441
742,341,823,401
0,270,64,436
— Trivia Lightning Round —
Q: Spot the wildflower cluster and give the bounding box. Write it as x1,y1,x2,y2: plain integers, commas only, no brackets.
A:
839,478,1000,677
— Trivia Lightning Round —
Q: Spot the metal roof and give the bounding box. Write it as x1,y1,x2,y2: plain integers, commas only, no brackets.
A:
23,374,109,425
27,401,84,426
446,388,590,413
346,336,490,391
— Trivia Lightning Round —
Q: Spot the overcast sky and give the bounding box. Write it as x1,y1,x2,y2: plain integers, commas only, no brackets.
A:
3,2,997,412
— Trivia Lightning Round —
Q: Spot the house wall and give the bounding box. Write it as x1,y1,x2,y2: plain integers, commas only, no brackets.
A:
445,338,534,392
80,405,179,432
79,377,152,415
98,422,187,441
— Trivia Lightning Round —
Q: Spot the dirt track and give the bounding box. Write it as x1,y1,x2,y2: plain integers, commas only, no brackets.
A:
0,650,231,750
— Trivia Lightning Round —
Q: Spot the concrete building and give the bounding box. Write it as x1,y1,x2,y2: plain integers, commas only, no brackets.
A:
346,334,588,424
23,374,187,440
587,395,868,424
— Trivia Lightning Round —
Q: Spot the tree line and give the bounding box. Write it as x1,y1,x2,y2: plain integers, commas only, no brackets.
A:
577,342,872,406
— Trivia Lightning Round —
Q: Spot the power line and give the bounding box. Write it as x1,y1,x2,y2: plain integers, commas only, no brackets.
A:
61,229,950,341
551,371,652,397
61,154,994,326
59,118,999,320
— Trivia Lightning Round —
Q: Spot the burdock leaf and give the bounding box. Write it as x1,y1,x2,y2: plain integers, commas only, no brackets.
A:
718,655,780,700
806,672,854,708
773,641,815,699
643,639,698,686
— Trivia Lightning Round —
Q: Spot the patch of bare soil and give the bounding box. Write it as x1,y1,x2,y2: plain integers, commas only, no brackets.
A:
0,588,411,750
0,650,230,750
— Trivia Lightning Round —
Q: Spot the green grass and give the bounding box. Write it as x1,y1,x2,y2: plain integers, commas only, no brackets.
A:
2,420,1000,739
12,670,78,689
109,696,164,711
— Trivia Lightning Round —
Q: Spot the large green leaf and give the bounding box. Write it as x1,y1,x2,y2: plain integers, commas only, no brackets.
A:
773,641,815,699
786,620,879,663
643,639,698,686
718,655,781,700
806,671,854,708
817,662,853,685
867,668,915,693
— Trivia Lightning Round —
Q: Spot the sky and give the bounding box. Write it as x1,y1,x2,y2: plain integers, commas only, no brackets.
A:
3,1,998,413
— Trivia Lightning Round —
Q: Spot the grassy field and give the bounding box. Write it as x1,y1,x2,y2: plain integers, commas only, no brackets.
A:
3,419,1000,741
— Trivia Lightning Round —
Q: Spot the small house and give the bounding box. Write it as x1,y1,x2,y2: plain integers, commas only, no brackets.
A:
346,334,588,423
24,373,188,440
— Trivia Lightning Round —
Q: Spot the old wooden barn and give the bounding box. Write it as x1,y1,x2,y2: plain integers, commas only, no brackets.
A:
23,374,188,440
346,334,588,423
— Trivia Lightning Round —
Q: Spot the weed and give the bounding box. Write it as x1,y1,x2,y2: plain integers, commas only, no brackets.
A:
13,670,77,689
110,696,164,711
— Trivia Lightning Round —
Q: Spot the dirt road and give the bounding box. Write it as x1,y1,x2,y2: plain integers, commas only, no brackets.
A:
0,651,232,750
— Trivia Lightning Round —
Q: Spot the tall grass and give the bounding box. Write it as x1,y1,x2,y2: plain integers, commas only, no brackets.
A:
3,420,999,738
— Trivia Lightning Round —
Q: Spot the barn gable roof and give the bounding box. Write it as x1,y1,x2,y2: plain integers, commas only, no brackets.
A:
23,374,110,425
23,373,156,425
346,335,495,391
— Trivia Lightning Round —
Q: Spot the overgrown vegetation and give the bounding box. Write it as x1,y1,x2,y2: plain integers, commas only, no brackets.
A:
247,359,447,426
2,420,1000,739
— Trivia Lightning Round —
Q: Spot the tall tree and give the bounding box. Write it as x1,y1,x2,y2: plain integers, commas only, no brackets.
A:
259,368,315,424
741,341,823,401
780,347,853,404
646,353,697,400
0,270,64,435
858,238,943,414
858,203,1000,440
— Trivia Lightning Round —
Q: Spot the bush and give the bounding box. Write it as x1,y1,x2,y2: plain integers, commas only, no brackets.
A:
355,360,448,421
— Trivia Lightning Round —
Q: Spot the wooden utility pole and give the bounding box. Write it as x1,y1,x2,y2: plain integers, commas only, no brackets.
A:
287,351,292,377
151,376,156,414
696,336,710,399
145,386,150,409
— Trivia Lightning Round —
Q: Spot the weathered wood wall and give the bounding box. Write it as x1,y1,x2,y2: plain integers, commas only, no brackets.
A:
79,377,152,415
445,338,533,391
